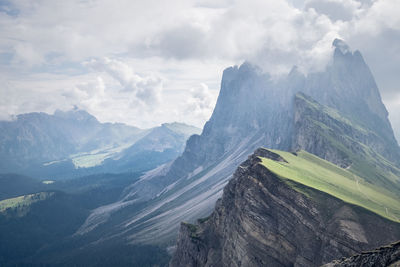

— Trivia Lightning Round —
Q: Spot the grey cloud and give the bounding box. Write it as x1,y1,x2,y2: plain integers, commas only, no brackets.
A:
152,24,208,59
305,0,361,21
356,0,374,8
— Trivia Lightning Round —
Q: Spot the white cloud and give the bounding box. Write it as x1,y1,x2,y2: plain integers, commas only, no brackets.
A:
0,0,399,134
0,0,341,74
13,43,44,66
0,0,397,75
85,58,162,106
186,83,217,119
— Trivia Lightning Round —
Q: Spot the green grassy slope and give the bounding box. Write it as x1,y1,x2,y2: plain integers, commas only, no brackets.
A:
260,150,400,223
294,93,400,194
0,192,54,216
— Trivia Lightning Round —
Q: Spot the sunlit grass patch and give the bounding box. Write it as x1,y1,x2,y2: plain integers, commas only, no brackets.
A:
0,192,54,217
260,150,400,223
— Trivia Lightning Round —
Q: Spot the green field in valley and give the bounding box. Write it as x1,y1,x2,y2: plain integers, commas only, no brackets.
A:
260,149,400,223
0,192,54,216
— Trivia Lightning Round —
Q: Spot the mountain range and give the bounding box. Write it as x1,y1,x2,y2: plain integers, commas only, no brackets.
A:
0,38,399,266
0,112,200,266
0,109,200,179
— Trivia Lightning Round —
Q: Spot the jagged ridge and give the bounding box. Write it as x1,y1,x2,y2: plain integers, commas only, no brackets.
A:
171,148,400,267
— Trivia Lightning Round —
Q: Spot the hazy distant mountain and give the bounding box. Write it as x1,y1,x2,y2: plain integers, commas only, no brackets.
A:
100,122,201,173
0,109,144,178
123,123,200,155
0,109,200,179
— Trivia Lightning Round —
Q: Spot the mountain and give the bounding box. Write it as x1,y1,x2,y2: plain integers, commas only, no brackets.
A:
3,38,398,266
323,240,400,267
0,109,145,178
171,148,400,266
0,115,200,265
100,122,201,173
299,39,400,165
305,40,392,135
74,39,400,249
0,108,200,179
170,78,400,266
170,45,400,266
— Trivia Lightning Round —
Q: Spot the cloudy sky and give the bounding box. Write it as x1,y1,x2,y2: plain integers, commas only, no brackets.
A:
0,0,399,140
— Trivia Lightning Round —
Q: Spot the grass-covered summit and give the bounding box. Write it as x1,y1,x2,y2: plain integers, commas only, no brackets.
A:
260,149,400,223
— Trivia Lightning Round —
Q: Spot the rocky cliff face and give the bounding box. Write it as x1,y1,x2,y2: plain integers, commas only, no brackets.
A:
293,92,394,157
170,148,400,267
324,241,400,267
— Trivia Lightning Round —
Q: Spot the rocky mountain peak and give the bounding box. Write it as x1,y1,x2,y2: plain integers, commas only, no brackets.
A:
16,112,51,121
238,60,262,74
332,39,365,68
288,65,302,77
53,108,99,124
333,38,351,55
301,39,394,142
